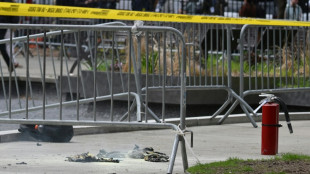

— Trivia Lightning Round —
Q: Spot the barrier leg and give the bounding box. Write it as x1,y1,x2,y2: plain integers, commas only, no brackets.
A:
120,99,136,121
231,91,257,116
218,100,239,124
167,134,188,174
219,91,258,127
167,134,180,174
240,104,258,128
142,103,161,123
211,98,231,119
180,136,189,171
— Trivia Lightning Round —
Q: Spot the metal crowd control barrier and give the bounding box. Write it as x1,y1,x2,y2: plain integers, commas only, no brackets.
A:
6,19,256,126
220,24,310,127
0,23,188,173
169,23,254,124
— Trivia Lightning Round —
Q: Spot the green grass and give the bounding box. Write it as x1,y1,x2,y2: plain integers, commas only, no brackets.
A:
187,153,310,174
187,158,245,174
277,153,310,161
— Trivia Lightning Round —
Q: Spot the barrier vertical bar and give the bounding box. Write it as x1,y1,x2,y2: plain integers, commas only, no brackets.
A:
0,53,8,111
145,31,149,122
193,23,196,86
93,30,97,121
204,24,208,86
135,34,142,122
115,33,125,93
62,41,73,102
247,28,251,90
158,33,161,87
128,30,132,122
272,28,276,89
43,30,47,120
303,27,306,87
162,32,166,122
254,27,258,89
26,29,30,119
76,30,81,121
59,30,64,120
151,32,155,86
101,31,112,93
279,28,282,88
297,28,301,87
198,24,202,86
221,24,224,85
267,27,270,89
8,28,12,119
285,28,288,88
291,28,294,86
216,24,219,85
260,27,264,89
46,35,60,102
180,27,188,172
111,31,115,121
227,25,232,91
210,25,213,85
10,28,22,109
170,31,174,86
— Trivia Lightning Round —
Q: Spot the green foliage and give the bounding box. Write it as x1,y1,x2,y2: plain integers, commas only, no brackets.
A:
141,51,159,74
83,57,108,71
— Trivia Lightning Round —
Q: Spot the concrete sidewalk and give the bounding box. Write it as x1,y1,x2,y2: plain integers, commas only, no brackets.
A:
0,120,309,174
1,53,78,83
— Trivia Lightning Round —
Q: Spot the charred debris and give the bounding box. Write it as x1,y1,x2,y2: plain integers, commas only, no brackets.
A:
67,145,169,163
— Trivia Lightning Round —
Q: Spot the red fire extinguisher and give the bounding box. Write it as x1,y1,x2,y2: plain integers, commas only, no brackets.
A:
255,94,293,155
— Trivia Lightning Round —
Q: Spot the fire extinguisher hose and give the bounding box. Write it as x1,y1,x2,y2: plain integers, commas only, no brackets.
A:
272,97,293,134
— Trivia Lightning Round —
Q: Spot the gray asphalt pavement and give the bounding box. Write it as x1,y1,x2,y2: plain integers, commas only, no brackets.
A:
0,120,309,174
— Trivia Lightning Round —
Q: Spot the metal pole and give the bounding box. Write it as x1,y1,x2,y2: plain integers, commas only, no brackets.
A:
42,30,46,120
227,25,232,91
167,134,180,174
59,30,64,120
180,27,188,171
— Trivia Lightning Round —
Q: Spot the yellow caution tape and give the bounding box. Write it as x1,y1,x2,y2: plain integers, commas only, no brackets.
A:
1,2,310,27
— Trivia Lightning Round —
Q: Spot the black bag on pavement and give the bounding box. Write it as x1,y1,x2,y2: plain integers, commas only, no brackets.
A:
18,124,74,142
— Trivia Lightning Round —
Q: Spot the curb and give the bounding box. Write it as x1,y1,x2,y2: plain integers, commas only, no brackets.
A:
0,112,309,143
